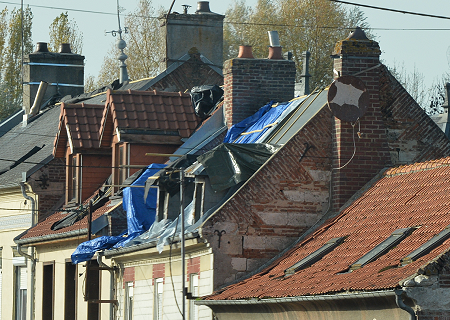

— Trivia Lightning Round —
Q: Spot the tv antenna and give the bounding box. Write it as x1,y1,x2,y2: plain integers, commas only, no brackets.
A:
105,0,129,83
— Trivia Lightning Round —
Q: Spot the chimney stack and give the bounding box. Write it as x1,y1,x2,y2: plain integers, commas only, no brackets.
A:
23,42,84,115
161,1,224,70
330,27,391,211
223,36,296,128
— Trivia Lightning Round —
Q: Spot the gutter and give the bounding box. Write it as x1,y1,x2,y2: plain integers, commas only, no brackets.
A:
15,228,88,245
196,290,396,306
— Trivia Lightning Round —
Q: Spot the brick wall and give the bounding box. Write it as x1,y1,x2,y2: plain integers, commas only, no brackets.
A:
203,106,333,288
29,158,66,222
223,57,296,128
331,31,392,211
123,266,135,288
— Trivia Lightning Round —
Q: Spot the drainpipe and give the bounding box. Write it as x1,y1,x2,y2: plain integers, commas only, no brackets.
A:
19,181,36,320
97,252,115,320
395,289,416,320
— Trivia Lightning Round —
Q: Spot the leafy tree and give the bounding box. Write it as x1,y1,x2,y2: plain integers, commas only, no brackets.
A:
224,0,370,89
95,0,164,88
48,12,83,54
0,6,33,120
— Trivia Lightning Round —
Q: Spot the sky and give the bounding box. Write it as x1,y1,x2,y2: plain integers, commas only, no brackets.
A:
3,0,450,91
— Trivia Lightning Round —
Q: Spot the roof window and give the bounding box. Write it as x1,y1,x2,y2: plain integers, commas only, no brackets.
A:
401,225,450,266
285,237,345,275
350,227,414,271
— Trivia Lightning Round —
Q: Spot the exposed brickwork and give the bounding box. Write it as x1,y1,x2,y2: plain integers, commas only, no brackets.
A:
223,58,296,128
28,158,66,222
331,36,392,211
203,106,333,288
416,311,450,320
187,257,201,281
123,266,135,288
153,263,165,284
149,53,223,93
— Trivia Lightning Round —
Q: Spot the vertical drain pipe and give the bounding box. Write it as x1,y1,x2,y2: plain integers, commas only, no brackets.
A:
395,289,416,320
19,181,37,320
97,252,115,320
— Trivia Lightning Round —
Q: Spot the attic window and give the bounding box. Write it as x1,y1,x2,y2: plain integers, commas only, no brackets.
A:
350,227,414,271
401,225,450,266
284,237,345,276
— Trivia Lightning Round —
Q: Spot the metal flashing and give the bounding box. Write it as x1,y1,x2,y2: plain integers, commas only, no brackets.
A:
401,225,450,266
285,237,345,275
350,227,414,271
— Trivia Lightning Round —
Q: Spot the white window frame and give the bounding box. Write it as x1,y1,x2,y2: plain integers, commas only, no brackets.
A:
189,274,199,320
154,278,164,320
125,281,133,320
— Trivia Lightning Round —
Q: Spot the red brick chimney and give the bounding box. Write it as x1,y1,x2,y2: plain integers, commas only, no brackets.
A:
223,47,296,128
331,27,391,211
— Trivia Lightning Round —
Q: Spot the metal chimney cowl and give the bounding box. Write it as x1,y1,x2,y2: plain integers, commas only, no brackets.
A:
196,1,211,13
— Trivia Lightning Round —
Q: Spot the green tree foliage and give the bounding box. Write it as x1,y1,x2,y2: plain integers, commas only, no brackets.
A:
224,0,370,89
48,12,83,54
94,0,164,89
0,6,33,121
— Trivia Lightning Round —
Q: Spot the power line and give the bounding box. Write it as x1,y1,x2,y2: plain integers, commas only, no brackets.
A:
329,0,450,21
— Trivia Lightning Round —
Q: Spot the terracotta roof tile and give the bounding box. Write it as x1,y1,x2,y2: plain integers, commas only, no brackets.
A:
106,89,201,138
62,103,105,150
19,191,120,242
206,156,450,300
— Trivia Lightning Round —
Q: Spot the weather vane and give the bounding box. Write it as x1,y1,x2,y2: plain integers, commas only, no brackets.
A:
105,0,129,83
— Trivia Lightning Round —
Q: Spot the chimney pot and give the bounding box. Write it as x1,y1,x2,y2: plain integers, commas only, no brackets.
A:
59,43,72,53
196,1,211,13
268,47,283,60
238,45,254,59
35,42,49,53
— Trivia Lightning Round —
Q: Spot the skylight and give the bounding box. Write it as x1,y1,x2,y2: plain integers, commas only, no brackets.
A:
350,227,414,271
401,225,450,266
285,237,345,275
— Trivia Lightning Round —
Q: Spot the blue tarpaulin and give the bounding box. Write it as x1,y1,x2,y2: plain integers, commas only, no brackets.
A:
223,101,274,143
71,163,166,264
224,97,307,144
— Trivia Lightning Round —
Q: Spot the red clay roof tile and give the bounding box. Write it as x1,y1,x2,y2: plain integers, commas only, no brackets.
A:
206,156,450,300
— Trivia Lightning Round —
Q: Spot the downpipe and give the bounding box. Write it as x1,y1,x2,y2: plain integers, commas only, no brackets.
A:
395,289,416,320
19,182,37,320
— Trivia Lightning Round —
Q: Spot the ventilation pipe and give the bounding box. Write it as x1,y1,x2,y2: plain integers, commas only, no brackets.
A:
29,81,48,116
238,45,254,59
59,43,72,53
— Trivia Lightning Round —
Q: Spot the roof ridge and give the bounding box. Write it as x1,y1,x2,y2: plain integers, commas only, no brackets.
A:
384,156,450,177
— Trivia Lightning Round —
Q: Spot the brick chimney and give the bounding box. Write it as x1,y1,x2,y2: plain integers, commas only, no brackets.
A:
161,1,224,70
23,42,84,114
223,47,296,128
331,27,391,211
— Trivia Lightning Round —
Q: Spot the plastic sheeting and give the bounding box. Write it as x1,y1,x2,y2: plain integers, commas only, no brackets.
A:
120,200,195,253
197,143,280,192
71,163,165,264
223,102,274,143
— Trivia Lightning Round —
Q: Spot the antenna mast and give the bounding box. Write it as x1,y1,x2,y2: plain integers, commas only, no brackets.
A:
106,0,129,84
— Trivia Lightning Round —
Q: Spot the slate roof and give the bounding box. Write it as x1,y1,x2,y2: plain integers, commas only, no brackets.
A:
54,103,105,156
0,106,61,188
206,157,450,300
99,89,201,147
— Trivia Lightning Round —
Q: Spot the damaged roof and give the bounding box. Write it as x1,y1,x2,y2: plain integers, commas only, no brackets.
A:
205,157,450,300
